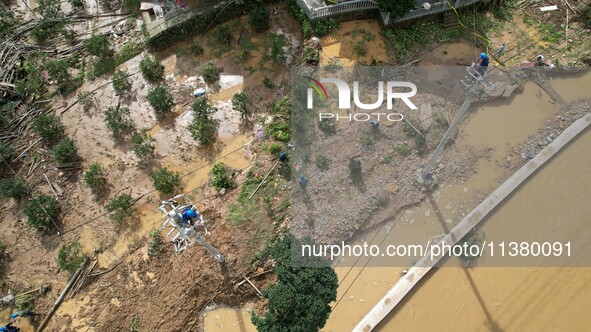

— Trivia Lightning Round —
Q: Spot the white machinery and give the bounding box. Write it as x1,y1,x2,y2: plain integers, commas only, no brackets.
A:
158,194,224,263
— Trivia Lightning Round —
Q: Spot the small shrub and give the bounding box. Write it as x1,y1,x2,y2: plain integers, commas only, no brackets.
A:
270,34,286,64
383,152,397,165
57,241,85,273
52,138,78,164
84,163,106,192
210,162,235,190
402,122,417,138
0,177,28,199
214,25,232,45
349,159,362,181
190,42,203,55
14,293,34,310
112,70,132,94
189,98,219,146
0,240,7,269
106,193,135,224
396,143,411,156
262,77,274,89
131,130,155,160
239,49,250,63
360,132,373,147
84,34,112,58
147,229,162,257
376,196,389,207
33,114,65,144
318,117,336,135
301,45,320,65
231,91,248,118
147,84,174,119
25,194,60,232
354,39,367,56
315,155,328,170
248,6,270,32
139,55,164,82
77,91,96,113
150,167,181,195
130,315,141,332
415,135,426,153
269,143,282,155
104,106,135,140
201,62,219,85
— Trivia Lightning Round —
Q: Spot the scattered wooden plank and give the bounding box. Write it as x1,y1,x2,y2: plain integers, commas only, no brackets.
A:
243,276,263,299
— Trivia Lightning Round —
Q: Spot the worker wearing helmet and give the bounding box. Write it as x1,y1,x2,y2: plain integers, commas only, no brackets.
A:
181,208,200,226
477,53,489,75
0,322,19,332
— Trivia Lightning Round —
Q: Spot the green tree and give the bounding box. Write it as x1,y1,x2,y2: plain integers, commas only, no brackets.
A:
139,55,164,82
84,34,112,58
104,106,135,140
201,62,219,85
0,177,28,199
106,193,135,224
210,162,235,190
378,0,416,18
147,84,174,119
150,167,181,195
15,60,45,97
57,241,85,273
122,0,140,13
52,138,78,164
112,70,132,94
33,114,65,144
25,194,60,232
0,142,15,171
349,159,362,182
37,0,60,18
131,130,156,160
46,60,71,89
188,97,219,146
248,6,270,32
84,163,107,193
251,236,338,331
231,91,248,118
69,0,84,8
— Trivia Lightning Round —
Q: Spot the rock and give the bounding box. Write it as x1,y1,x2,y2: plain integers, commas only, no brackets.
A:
419,103,434,131
385,183,399,193
545,136,553,143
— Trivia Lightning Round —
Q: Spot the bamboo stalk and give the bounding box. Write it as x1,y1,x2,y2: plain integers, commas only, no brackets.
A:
38,257,88,332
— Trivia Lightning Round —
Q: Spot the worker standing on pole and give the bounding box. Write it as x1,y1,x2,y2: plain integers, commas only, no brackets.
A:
477,53,489,76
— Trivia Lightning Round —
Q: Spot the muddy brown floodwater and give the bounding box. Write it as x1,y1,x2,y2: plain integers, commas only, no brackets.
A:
322,73,589,330
377,128,591,332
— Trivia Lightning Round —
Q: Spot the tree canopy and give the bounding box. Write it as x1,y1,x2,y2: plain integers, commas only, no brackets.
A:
252,236,338,332
378,0,416,18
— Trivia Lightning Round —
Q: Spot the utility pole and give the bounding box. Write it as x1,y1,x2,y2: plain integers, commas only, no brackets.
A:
158,195,225,263
418,66,493,185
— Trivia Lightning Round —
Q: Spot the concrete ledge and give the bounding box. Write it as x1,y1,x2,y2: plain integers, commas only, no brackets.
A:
353,113,591,332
